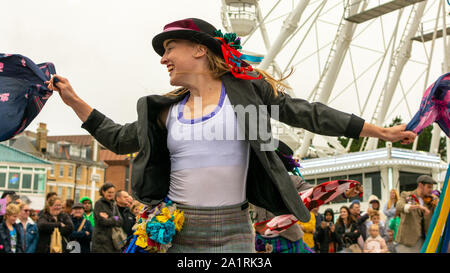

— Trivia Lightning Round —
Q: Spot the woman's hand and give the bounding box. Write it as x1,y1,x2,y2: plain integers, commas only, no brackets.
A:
45,75,79,107
99,212,109,219
382,124,416,144
360,123,416,145
45,74,93,122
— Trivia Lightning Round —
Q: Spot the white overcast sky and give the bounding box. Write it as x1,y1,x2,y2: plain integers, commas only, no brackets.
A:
1,0,448,137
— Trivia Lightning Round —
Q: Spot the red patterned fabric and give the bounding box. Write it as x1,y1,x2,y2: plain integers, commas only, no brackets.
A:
254,180,362,237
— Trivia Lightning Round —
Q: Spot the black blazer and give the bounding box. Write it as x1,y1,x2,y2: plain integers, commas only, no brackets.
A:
81,73,365,222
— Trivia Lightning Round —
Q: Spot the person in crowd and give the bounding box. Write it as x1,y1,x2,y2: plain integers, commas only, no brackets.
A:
1,191,17,205
396,175,437,253
363,224,388,253
367,195,386,222
1,191,15,224
130,200,143,217
92,182,123,253
349,200,368,243
385,229,397,253
115,190,135,238
298,211,316,250
126,195,134,208
29,209,39,223
80,196,95,228
316,208,339,253
16,203,39,253
335,206,361,252
384,189,399,224
63,199,74,215
38,192,58,217
36,196,74,253
69,203,93,253
0,203,24,253
311,207,323,252
365,210,386,240
389,210,401,241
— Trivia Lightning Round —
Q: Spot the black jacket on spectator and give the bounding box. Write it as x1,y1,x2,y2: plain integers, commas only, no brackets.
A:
69,215,93,253
335,219,361,251
316,209,338,253
0,221,24,253
118,205,136,237
355,213,369,240
36,211,74,253
92,197,123,253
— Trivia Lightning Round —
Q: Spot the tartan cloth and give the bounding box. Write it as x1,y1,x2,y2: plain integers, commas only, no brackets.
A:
167,201,254,253
255,233,313,253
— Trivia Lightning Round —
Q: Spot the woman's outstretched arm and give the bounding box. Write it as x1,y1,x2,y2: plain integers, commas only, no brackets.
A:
46,75,140,154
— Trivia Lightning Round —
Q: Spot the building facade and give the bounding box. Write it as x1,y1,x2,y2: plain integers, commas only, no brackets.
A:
0,143,51,210
6,123,107,204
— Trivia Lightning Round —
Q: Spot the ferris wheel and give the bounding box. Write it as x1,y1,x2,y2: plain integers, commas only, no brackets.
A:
220,0,450,160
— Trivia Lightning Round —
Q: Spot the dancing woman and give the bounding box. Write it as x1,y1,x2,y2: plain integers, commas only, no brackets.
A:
46,18,415,253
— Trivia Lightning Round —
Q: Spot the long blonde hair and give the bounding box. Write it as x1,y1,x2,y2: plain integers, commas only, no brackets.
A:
164,48,292,97
387,189,399,209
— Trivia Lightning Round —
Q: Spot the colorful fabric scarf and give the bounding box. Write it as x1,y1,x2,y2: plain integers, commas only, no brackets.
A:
0,53,55,141
406,72,450,137
213,30,263,80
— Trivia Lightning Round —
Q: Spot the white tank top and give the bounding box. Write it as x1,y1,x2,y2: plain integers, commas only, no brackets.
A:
165,84,250,207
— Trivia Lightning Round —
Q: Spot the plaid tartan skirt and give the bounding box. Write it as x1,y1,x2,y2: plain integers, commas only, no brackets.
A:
167,201,255,253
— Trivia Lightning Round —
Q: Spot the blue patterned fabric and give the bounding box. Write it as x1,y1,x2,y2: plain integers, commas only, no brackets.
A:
0,53,55,141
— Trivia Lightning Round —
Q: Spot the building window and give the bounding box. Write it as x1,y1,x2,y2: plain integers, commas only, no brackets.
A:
50,165,55,176
34,173,46,193
364,172,382,201
8,173,20,190
68,166,73,177
70,145,81,157
75,189,81,203
22,174,32,192
66,188,72,200
81,148,87,158
0,172,6,188
317,177,330,185
399,171,427,193
47,142,55,154
57,186,63,197
76,167,82,180
59,166,64,177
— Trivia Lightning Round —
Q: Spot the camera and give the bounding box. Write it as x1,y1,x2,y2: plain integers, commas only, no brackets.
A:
328,222,333,227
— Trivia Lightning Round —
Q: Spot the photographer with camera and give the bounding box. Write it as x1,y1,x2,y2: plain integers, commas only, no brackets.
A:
315,208,339,253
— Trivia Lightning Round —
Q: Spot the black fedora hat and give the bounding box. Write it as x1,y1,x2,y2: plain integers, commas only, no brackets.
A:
152,18,222,57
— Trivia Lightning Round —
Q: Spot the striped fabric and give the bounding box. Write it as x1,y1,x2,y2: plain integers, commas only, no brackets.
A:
255,234,313,253
167,201,255,253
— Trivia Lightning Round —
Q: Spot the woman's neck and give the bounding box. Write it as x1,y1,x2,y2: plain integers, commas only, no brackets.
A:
184,75,222,98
